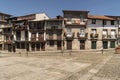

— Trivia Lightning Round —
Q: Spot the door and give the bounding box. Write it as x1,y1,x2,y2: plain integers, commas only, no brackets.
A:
41,43,45,51
103,41,108,49
110,41,115,48
0,44,2,50
36,43,40,51
57,41,61,50
67,40,72,50
31,43,35,51
13,45,16,52
26,44,29,51
80,40,85,50
91,41,96,49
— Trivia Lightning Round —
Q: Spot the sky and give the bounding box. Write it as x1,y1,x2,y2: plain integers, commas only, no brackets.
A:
0,0,120,18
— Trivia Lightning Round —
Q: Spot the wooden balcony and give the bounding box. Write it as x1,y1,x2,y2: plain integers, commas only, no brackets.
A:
38,37,44,42
90,33,99,39
14,25,28,31
46,27,63,31
64,32,75,40
57,36,62,40
77,33,88,40
29,29,45,32
5,40,12,44
66,19,87,26
31,37,36,42
109,34,117,40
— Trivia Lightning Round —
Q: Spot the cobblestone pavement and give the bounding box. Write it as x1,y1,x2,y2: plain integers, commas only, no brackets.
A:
91,54,120,80
0,52,115,80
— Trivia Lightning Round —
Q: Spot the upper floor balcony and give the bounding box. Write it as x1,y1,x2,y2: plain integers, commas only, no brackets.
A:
16,37,28,41
2,31,13,36
77,32,88,40
66,19,87,26
90,33,99,39
102,34,117,40
46,34,62,40
46,26,63,30
64,32,75,40
5,40,12,44
0,24,12,29
29,29,44,32
14,25,28,31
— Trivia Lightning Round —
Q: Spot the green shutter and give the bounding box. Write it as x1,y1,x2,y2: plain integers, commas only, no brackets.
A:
110,41,115,48
103,41,108,49
91,41,96,49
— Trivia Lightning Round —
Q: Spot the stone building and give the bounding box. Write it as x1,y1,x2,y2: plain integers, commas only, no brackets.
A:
12,13,49,52
45,16,64,51
1,10,120,52
0,12,12,50
63,10,89,50
87,15,118,50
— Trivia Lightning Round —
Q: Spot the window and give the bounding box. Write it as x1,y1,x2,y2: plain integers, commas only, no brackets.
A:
50,41,54,47
16,31,21,40
91,29,96,34
80,28,85,33
67,27,71,33
92,19,96,24
0,16,2,20
111,30,116,38
31,33,36,38
67,27,72,35
103,29,107,35
103,20,106,25
80,15,84,22
67,16,71,22
111,20,114,25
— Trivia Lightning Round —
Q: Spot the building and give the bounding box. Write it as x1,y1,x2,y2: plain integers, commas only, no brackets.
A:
12,13,49,52
45,16,64,51
0,12,12,50
63,10,89,50
87,15,118,50
29,20,46,51
1,10,120,52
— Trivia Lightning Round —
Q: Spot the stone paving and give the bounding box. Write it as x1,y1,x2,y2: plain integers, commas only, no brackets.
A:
0,52,117,80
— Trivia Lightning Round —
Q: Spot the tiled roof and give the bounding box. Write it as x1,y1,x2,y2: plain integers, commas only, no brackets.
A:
88,15,115,20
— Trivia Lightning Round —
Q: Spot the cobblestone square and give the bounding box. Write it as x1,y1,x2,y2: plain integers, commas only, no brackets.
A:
0,52,118,80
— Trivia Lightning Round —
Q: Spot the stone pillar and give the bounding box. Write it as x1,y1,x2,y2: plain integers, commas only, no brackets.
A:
72,39,79,50
97,40,102,49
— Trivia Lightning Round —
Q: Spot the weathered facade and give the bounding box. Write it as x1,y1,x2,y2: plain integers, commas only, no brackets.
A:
0,13,12,50
1,10,120,52
87,15,118,50
45,16,64,51
63,10,89,50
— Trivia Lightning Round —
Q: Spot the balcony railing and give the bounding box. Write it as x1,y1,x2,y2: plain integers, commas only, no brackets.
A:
102,34,117,40
77,32,88,39
64,32,75,40
38,37,44,42
57,35,62,40
46,27,63,30
90,33,99,39
31,37,36,41
5,40,12,44
14,25,28,31
66,19,87,26
16,37,21,41
102,34,108,39
109,34,117,39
